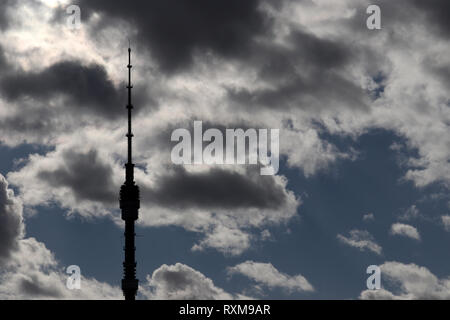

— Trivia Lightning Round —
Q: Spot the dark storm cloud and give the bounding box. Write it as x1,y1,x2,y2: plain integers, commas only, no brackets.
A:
0,0,14,30
289,30,351,69
412,0,450,38
227,30,368,111
0,61,126,119
78,0,271,72
228,72,367,111
252,30,352,80
37,150,117,204
142,166,287,210
0,46,7,68
0,175,23,263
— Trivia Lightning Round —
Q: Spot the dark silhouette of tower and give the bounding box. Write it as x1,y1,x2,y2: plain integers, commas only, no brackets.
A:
120,46,139,301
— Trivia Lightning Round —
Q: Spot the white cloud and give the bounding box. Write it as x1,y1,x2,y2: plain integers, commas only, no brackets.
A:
227,261,314,293
441,215,450,231
390,223,421,241
360,261,450,300
337,230,382,255
363,213,374,221
280,127,351,177
192,225,251,256
260,229,273,241
141,263,247,300
399,205,420,221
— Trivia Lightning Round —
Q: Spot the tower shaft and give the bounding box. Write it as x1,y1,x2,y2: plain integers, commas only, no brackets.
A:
120,47,139,301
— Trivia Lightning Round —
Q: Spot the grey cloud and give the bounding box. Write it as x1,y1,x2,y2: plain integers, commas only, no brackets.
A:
0,107,61,141
0,0,14,30
412,0,450,38
227,30,369,112
288,30,351,69
0,46,7,68
19,276,63,298
0,174,23,263
0,61,126,119
228,72,367,111
424,59,450,91
37,150,117,204
142,166,287,210
249,29,353,78
144,263,234,299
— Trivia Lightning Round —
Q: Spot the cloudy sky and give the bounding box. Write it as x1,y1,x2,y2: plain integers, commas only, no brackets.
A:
0,0,449,300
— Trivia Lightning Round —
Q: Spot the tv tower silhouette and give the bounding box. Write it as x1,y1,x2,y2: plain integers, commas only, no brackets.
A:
120,46,139,301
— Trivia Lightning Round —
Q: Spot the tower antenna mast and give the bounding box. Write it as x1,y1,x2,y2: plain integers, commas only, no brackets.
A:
120,45,140,301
